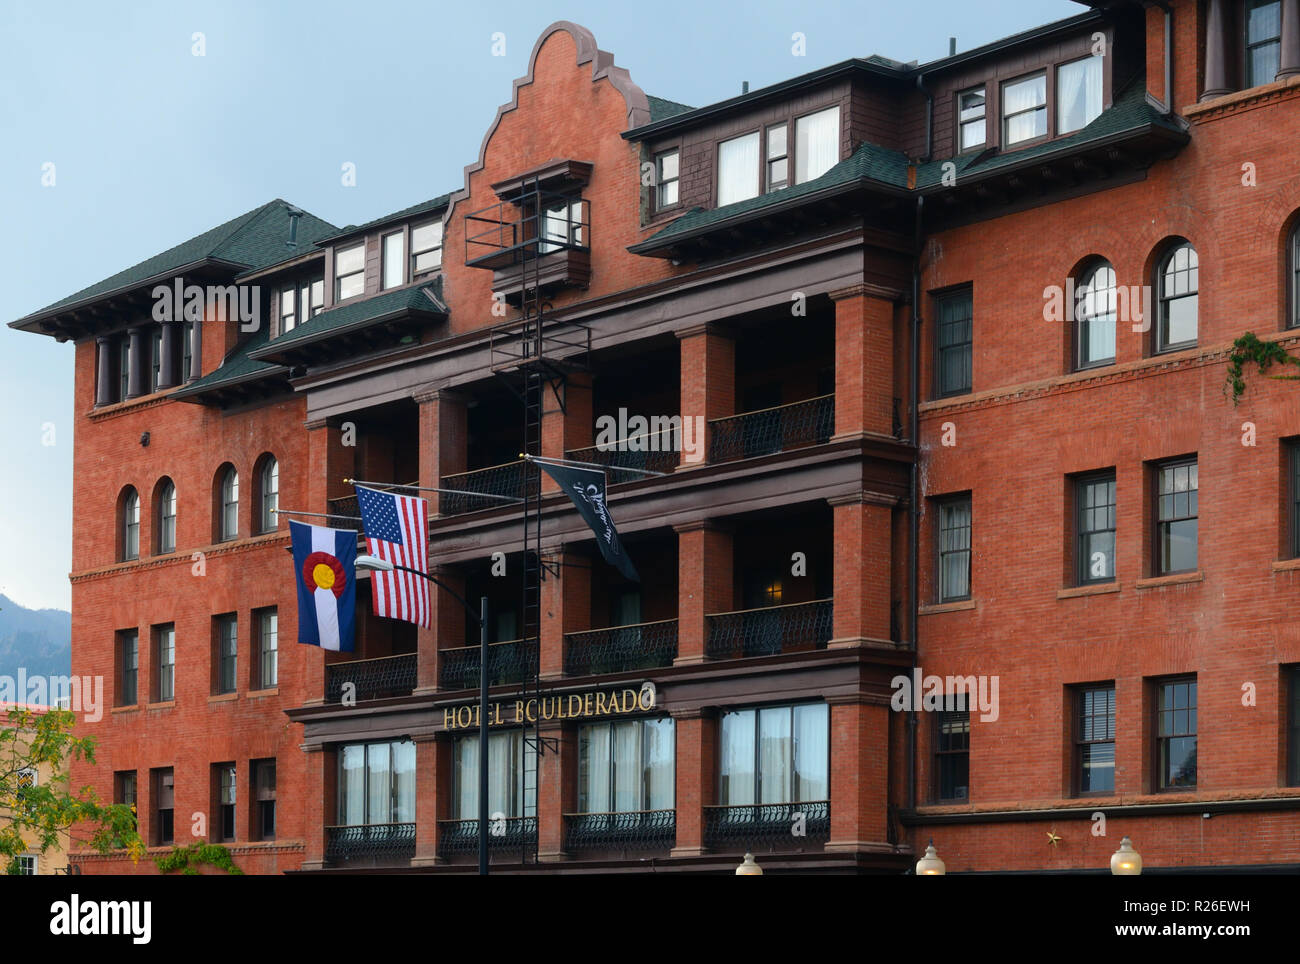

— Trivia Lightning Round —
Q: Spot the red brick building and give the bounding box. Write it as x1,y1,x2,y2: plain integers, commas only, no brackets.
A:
12,0,1300,874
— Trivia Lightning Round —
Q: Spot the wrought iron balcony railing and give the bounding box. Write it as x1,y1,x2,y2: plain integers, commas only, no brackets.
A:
566,426,682,478
564,809,676,853
438,460,528,517
437,816,538,858
708,394,834,464
438,638,537,691
705,599,833,660
327,482,419,532
564,619,678,677
702,801,830,852
324,822,416,865
325,653,416,703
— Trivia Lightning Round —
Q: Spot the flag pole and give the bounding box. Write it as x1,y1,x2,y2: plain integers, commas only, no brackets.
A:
519,452,667,478
271,508,362,521
346,478,524,503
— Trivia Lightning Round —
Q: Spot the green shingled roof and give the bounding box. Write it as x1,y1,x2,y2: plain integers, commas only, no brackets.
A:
248,276,447,358
171,326,282,398
22,200,338,321
647,95,694,123
638,76,1182,247
320,193,452,244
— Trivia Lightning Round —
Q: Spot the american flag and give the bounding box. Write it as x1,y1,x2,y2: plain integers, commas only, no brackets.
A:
355,485,430,628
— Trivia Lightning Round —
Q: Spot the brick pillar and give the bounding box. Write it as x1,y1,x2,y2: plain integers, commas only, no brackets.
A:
300,743,332,871
95,336,113,406
1114,676,1143,796
1202,0,1231,99
825,698,891,853
537,722,575,862
828,494,896,646
415,388,467,516
418,564,467,695
412,735,444,867
675,522,733,665
677,323,734,467
669,710,715,857
540,549,591,680
303,419,355,706
831,285,898,440
540,373,593,493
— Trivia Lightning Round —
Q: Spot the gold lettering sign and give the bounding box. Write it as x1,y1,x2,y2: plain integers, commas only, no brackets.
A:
441,683,658,731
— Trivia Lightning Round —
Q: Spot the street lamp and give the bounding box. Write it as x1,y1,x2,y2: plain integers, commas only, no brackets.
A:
915,839,946,875
1110,835,1142,875
356,554,490,876
736,852,763,875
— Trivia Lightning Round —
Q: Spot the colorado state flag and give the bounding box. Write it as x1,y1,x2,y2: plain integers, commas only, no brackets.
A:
290,520,356,652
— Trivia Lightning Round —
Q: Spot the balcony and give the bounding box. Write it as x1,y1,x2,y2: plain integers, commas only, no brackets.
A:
324,823,416,866
708,394,834,464
325,653,416,703
438,639,537,691
439,460,527,517
326,494,362,532
705,599,833,660
564,619,678,677
463,188,591,303
567,430,681,479
563,810,676,855
702,801,830,852
437,817,538,860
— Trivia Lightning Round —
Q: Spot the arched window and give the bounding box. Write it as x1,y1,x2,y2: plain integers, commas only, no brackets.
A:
259,457,279,534
156,479,177,554
1157,240,1198,352
1290,222,1300,330
1075,259,1117,369
219,466,239,542
121,488,140,561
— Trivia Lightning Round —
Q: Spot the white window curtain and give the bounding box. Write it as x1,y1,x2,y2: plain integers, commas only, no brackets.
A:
455,737,478,819
392,741,415,823
758,706,793,804
793,704,829,801
717,132,760,205
719,710,756,805
612,720,640,812
1057,56,1103,134
580,724,611,812
487,730,516,817
1003,74,1046,144
795,106,840,184
340,745,366,825
644,718,675,810
382,232,404,290
367,742,391,823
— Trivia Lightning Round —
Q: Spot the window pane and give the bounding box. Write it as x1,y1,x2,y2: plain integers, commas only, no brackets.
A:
658,150,679,180
719,710,755,806
767,124,787,160
340,745,366,825
335,243,364,276
1003,74,1046,144
793,704,829,801
1057,56,1104,134
939,499,972,601
795,106,839,184
579,723,611,812
1078,263,1117,366
455,735,478,819
960,118,986,151
366,742,391,823
644,718,675,810
718,132,760,205
937,290,973,395
383,232,404,290
612,720,640,812
758,706,793,803
392,741,415,823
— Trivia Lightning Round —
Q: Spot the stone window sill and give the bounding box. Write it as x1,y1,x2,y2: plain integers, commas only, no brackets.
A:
208,692,238,704
1057,582,1120,600
918,599,976,615
1134,570,1204,590
1272,558,1300,573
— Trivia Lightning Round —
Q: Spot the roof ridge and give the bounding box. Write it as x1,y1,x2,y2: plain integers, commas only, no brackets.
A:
209,199,288,260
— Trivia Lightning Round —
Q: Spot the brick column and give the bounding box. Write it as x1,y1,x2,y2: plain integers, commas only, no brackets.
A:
95,336,114,406
300,743,332,871
675,521,733,664
1114,676,1143,796
537,722,575,862
540,373,593,493
157,321,180,390
417,564,467,695
1280,0,1300,79
415,388,467,516
540,549,591,680
1202,0,1232,99
828,494,896,646
825,698,891,853
411,735,444,867
677,323,734,467
303,419,355,706
669,709,715,857
831,285,899,440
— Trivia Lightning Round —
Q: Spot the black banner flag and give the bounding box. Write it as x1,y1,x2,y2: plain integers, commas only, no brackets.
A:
534,459,639,582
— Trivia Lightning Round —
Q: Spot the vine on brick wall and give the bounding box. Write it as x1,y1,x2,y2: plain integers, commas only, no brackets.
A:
1225,331,1300,404
153,842,244,875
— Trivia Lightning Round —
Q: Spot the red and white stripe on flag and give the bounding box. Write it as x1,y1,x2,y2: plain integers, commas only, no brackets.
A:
365,491,431,629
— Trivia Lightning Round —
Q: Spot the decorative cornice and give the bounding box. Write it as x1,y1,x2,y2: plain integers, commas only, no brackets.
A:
828,282,906,303
1183,75,1300,123
69,531,290,583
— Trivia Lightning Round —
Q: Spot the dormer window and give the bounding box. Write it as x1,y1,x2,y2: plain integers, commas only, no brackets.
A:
765,125,788,191
718,131,760,205
279,278,323,334
655,150,680,207
280,285,297,333
412,221,443,275
334,243,365,301
794,105,839,184
1057,55,1103,134
1002,72,1047,146
958,87,986,151
382,231,405,290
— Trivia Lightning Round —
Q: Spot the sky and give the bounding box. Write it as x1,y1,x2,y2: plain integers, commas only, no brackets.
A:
0,0,1080,612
